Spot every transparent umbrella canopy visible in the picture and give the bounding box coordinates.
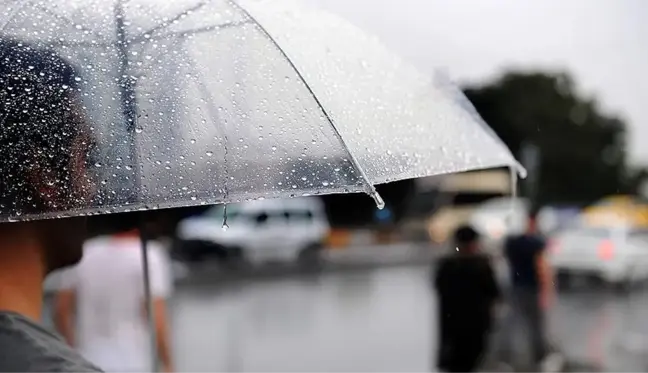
[1,0,525,370]
[0,0,524,223]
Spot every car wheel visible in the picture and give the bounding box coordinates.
[297,244,323,269]
[181,241,209,263]
[222,246,248,269]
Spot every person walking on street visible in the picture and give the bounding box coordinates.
[53,227,174,372]
[502,210,564,372]
[434,225,502,372]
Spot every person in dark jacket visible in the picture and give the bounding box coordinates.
[434,225,501,372]
[502,211,563,372]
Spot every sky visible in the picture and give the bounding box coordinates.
[304,0,648,165]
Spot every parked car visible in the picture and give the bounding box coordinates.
[175,198,330,266]
[548,224,648,289]
[469,197,528,255]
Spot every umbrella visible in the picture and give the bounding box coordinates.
[0,0,525,370]
[0,0,524,222]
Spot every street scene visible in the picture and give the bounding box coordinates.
[0,0,647,372]
[41,249,648,372]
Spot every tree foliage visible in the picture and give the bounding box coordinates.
[464,71,633,206]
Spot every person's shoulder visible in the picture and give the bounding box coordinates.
[504,234,521,252]
[0,312,103,372]
[531,234,547,250]
[471,253,494,268]
[436,254,456,271]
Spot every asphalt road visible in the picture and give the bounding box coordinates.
[42,248,648,372]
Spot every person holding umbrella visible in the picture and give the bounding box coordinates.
[0,38,102,371]
[434,225,502,372]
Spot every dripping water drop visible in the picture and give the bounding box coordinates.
[221,203,229,231]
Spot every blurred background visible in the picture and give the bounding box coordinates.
[42,0,648,371]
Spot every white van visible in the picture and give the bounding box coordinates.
[176,198,330,266]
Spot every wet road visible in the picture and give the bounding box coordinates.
[43,263,648,372]
[171,266,433,372]
[166,265,648,372]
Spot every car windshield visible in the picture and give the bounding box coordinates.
[286,210,314,221]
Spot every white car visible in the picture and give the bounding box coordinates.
[176,198,330,266]
[469,197,560,256]
[548,225,648,288]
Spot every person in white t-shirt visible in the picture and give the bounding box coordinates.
[52,229,174,372]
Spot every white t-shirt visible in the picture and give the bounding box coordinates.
[55,235,172,372]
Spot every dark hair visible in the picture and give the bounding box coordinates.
[0,38,83,216]
[453,224,480,247]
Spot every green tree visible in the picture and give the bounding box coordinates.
[464,71,630,206]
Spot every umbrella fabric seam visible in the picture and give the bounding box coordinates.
[228,0,381,204]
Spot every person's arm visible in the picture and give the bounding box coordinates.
[536,241,554,309]
[144,244,174,373]
[484,258,502,302]
[52,268,78,347]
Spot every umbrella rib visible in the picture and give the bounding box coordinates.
[178,43,232,202]
[33,3,111,45]
[132,20,253,44]
[0,0,32,31]
[138,2,209,40]
[228,0,383,206]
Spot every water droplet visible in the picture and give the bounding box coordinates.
[190,139,196,144]
[74,77,82,82]
[135,127,143,134]
[205,151,214,157]
[322,181,329,187]
[222,204,229,230]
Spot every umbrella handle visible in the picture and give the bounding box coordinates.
[140,222,160,372]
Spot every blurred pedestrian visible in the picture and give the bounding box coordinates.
[434,225,501,372]
[502,210,563,372]
[53,226,174,372]
[0,38,101,371]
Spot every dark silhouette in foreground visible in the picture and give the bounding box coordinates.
[434,225,501,372]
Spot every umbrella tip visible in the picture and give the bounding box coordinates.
[370,190,385,210]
